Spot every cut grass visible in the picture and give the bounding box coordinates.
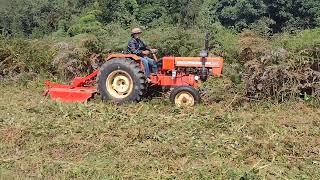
[0,82,319,179]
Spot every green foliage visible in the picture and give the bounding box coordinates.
[67,10,107,36]
[0,37,57,79]
[209,23,238,61]
[136,4,165,27]
[1,0,320,37]
[96,0,138,27]
[144,26,204,56]
[99,23,128,52]
[208,0,268,31]
[198,0,320,33]
[72,33,103,53]
[266,0,320,32]
[0,0,94,37]
[274,28,320,50]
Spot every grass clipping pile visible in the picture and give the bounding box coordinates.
[239,31,320,100]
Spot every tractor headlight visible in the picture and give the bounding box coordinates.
[200,50,208,57]
[195,76,200,81]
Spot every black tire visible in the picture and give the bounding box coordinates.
[169,86,201,107]
[98,58,146,104]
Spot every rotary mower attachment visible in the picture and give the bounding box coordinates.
[43,70,99,103]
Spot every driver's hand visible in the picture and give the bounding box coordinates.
[142,50,150,55]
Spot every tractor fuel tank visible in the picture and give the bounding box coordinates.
[162,56,175,70]
[162,56,224,76]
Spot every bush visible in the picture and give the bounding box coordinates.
[274,28,320,50]
[67,10,107,37]
[143,26,204,57]
[0,37,57,80]
[239,29,320,100]
[209,23,238,62]
[98,23,129,53]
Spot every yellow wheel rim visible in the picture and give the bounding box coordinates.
[106,70,134,99]
[174,92,195,107]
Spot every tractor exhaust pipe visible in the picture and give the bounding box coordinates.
[200,32,209,81]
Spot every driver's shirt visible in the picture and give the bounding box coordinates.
[127,38,149,57]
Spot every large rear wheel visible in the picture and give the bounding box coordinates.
[98,58,146,103]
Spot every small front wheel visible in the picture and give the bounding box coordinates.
[170,86,201,107]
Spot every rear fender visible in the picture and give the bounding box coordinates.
[105,53,144,72]
[106,54,141,61]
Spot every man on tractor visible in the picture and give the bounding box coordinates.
[127,28,158,81]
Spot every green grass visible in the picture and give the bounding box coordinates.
[0,81,320,179]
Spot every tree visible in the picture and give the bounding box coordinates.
[0,0,96,37]
[199,0,320,33]
[204,0,267,31]
[96,0,138,27]
[265,0,320,32]
[1,0,320,37]
[67,10,106,36]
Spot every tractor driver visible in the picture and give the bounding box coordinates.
[127,28,158,81]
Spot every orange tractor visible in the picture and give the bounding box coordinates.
[44,35,224,106]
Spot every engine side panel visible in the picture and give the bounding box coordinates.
[162,56,224,76]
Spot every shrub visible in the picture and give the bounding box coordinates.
[143,26,204,57]
[67,10,107,37]
[0,37,57,80]
[274,28,320,50]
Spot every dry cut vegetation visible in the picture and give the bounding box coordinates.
[237,30,320,100]
[0,81,319,179]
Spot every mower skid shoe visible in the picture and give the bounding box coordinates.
[44,80,97,103]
